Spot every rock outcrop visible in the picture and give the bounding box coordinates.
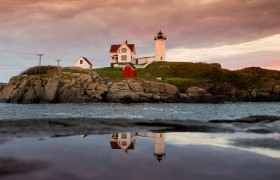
[1,69,280,103]
[106,79,178,102]
[0,83,6,94]
[0,72,180,103]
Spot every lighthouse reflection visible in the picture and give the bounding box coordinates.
[110,132,166,162]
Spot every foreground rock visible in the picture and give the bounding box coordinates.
[0,115,279,138]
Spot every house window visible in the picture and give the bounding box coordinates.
[80,60,83,64]
[121,141,127,146]
[121,133,127,139]
[121,55,127,61]
[121,48,127,53]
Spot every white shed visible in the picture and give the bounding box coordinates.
[73,57,93,69]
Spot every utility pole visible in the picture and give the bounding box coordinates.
[55,60,62,75]
[36,53,44,75]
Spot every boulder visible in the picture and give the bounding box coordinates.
[127,79,145,92]
[145,81,178,95]
[152,94,161,100]
[250,88,258,98]
[164,84,178,95]
[21,88,38,103]
[186,87,207,97]
[95,85,109,97]
[87,83,98,90]
[77,74,92,83]
[273,85,280,94]
[42,78,59,102]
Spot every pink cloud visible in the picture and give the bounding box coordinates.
[0,0,280,82]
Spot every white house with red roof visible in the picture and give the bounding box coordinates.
[110,40,136,68]
[110,31,167,68]
[73,57,93,69]
[110,132,135,153]
[109,132,165,161]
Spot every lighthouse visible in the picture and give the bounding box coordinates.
[154,31,167,61]
[154,133,166,162]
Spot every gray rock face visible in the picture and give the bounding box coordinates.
[273,85,280,94]
[0,83,6,93]
[1,71,280,103]
[0,74,180,103]
[106,79,178,102]
[42,78,59,102]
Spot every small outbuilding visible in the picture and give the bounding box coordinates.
[123,63,137,78]
[73,57,93,69]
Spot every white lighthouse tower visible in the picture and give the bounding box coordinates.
[154,31,167,61]
[154,133,165,162]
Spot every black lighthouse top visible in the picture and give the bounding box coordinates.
[154,31,167,40]
[154,153,166,162]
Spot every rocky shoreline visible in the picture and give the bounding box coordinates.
[0,70,280,103]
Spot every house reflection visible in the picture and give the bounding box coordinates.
[110,132,135,153]
[110,132,166,162]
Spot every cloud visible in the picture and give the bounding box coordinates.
[0,0,280,82]
[167,34,280,70]
[1,0,280,47]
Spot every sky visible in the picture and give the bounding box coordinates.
[0,0,280,82]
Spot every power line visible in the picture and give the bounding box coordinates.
[55,59,62,67]
[36,53,44,75]
[55,59,62,75]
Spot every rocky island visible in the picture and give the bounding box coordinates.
[1,62,280,103]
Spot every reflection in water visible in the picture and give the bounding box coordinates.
[78,131,280,160]
[80,134,88,138]
[1,132,280,179]
[109,132,166,162]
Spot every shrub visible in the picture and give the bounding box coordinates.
[20,66,56,75]
[225,71,247,87]
[205,67,225,82]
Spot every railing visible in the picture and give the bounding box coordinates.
[154,35,167,40]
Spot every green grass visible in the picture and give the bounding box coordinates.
[94,67,124,80]
[16,62,252,90]
[20,66,57,75]
[62,67,91,74]
[166,78,198,86]
[92,62,233,87]
[137,61,224,80]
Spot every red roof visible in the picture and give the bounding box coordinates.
[81,57,92,65]
[123,63,137,70]
[110,141,121,149]
[110,44,135,52]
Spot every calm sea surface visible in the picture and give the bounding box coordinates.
[1,132,280,180]
[1,102,280,179]
[0,102,280,121]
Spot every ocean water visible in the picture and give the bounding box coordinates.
[1,103,280,179]
[0,102,280,121]
[0,132,280,180]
